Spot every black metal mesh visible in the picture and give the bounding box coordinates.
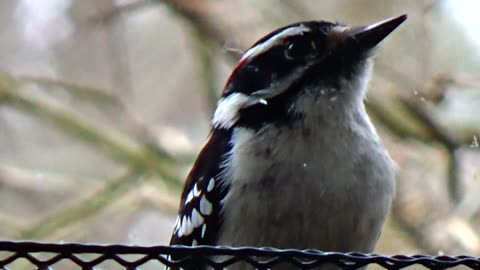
[0,241,479,270]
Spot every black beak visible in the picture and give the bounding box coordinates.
[348,15,407,50]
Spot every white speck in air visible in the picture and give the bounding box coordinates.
[329,96,338,102]
[303,163,307,168]
[213,93,251,129]
[35,172,45,181]
[470,135,479,148]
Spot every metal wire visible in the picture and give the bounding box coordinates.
[0,241,479,270]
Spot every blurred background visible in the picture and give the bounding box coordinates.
[0,0,479,262]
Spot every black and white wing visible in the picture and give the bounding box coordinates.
[170,129,232,247]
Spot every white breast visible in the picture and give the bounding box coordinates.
[216,104,395,253]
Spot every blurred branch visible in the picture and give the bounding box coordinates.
[20,169,145,240]
[391,202,480,254]
[0,163,79,192]
[254,1,309,27]
[0,218,21,238]
[0,71,182,189]
[375,61,423,96]
[180,6,230,113]
[99,1,135,98]
[18,75,175,163]
[160,0,241,112]
[367,97,461,204]
[405,100,461,202]
[0,70,16,104]
[191,31,219,113]
[160,0,240,63]
[277,0,310,18]
[89,0,234,57]
[423,0,445,14]
[390,204,433,253]
[370,64,475,253]
[12,95,179,187]
[366,98,436,142]
[19,75,121,107]
[83,0,226,133]
[373,61,465,204]
[83,0,153,26]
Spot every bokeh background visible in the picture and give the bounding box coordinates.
[0,0,479,266]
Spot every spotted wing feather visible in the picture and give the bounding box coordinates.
[170,129,232,247]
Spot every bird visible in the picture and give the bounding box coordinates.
[169,15,407,270]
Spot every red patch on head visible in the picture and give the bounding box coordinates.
[225,57,249,87]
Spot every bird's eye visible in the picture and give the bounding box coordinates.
[284,40,317,60]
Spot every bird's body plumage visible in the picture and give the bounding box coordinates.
[169,15,406,270]
[215,62,395,253]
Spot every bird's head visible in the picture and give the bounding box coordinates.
[213,15,407,130]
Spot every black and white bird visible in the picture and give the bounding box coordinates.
[170,15,406,269]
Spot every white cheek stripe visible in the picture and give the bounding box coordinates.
[213,93,271,129]
[331,25,350,33]
[212,56,314,129]
[241,25,311,62]
[213,27,314,129]
[212,93,252,129]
